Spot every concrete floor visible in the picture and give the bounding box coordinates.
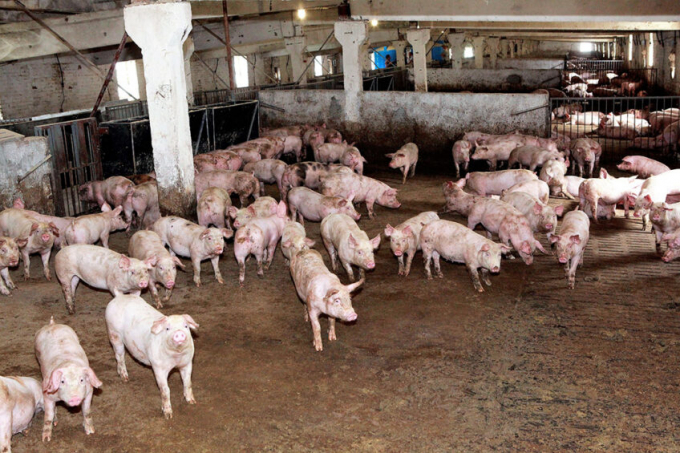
[3,169,680,452]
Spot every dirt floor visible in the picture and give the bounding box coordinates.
[4,168,680,453]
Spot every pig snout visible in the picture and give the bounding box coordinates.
[558,255,568,264]
[173,330,187,345]
[366,261,375,269]
[215,246,224,254]
[67,397,83,407]
[9,259,18,267]
[393,250,403,257]
[491,266,500,273]
[42,233,52,242]
[139,280,148,288]
[545,223,554,230]
[345,312,358,322]
[166,280,175,288]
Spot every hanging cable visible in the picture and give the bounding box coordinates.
[55,54,65,112]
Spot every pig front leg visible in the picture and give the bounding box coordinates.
[454,161,460,178]
[397,254,405,276]
[0,410,11,452]
[41,248,52,281]
[163,287,173,303]
[481,268,492,286]
[237,256,246,286]
[0,268,12,295]
[365,200,376,220]
[21,248,31,280]
[404,251,416,277]
[100,231,110,249]
[210,255,224,284]
[655,228,663,253]
[623,195,630,219]
[307,305,324,351]
[179,363,196,405]
[152,367,173,419]
[467,263,484,293]
[341,260,356,282]
[191,256,202,287]
[567,256,579,289]
[148,279,163,308]
[328,317,336,342]
[42,397,56,442]
[401,165,409,185]
[81,389,95,435]
[259,182,266,196]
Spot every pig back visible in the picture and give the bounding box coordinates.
[35,322,89,371]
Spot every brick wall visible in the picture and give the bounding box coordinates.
[190,56,231,93]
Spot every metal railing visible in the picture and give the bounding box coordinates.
[549,95,680,166]
[566,59,624,72]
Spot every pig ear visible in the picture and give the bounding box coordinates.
[385,153,395,158]
[200,229,211,240]
[500,244,512,253]
[554,205,564,216]
[277,201,287,218]
[370,234,381,250]
[101,202,112,212]
[221,228,234,239]
[521,241,532,255]
[13,198,25,209]
[182,314,199,330]
[151,316,168,335]
[347,191,355,203]
[645,194,653,203]
[44,368,63,393]
[249,206,258,216]
[480,243,490,252]
[85,368,103,388]
[118,255,131,270]
[172,256,186,269]
[144,255,158,268]
[338,199,348,207]
[30,222,39,234]
[49,222,60,236]
[347,234,358,248]
[384,224,394,237]
[550,235,560,244]
[533,203,543,215]
[15,238,28,248]
[570,234,581,245]
[113,205,124,216]
[345,277,365,293]
[402,225,413,236]
[228,206,239,218]
[325,288,340,302]
[304,237,316,247]
[599,168,608,179]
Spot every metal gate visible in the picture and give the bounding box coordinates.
[35,118,102,217]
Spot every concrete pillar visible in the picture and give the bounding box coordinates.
[407,28,430,92]
[500,39,509,59]
[247,54,257,87]
[362,44,372,72]
[334,20,368,93]
[426,42,434,64]
[510,40,516,58]
[393,40,406,68]
[183,36,194,106]
[125,1,195,217]
[447,32,465,69]
[135,59,147,100]
[254,55,267,86]
[487,37,500,69]
[284,36,307,85]
[472,36,485,69]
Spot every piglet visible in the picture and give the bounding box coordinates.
[78,176,134,208]
[0,376,42,453]
[129,230,185,308]
[0,237,24,296]
[35,317,102,442]
[288,187,360,224]
[617,155,670,178]
[634,169,680,230]
[197,187,232,230]
[281,221,315,261]
[11,200,72,248]
[386,143,419,184]
[501,191,563,238]
[384,211,439,277]
[420,219,510,292]
[63,204,128,248]
[105,295,198,419]
[0,208,58,280]
[243,159,287,197]
[228,196,278,229]
[550,210,590,289]
[55,244,154,314]
[320,213,380,281]
[290,249,363,351]
[441,181,485,217]
[569,138,602,177]
[452,140,471,178]
[153,217,232,287]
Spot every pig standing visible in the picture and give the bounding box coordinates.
[288,187,360,224]
[502,179,550,204]
[62,204,128,248]
[441,181,485,217]
[540,159,572,199]
[290,248,363,351]
[565,176,615,220]
[661,230,680,262]
[384,211,439,277]
[153,217,232,287]
[634,169,680,230]
[649,202,680,252]
[35,318,102,441]
[386,143,419,184]
[617,155,670,178]
[55,245,154,314]
[452,140,471,178]
[320,168,401,219]
[129,230,185,308]
[550,210,590,289]
[501,191,563,238]
[320,213,380,281]
[507,146,565,172]
[11,201,72,249]
[281,222,315,261]
[121,181,160,230]
[0,376,43,453]
[579,170,639,222]
[458,170,538,196]
[243,159,287,197]
[0,208,58,280]
[470,134,526,170]
[105,295,198,419]
[194,170,260,207]
[420,219,510,292]
[228,196,279,229]
[0,237,24,296]
[78,176,134,208]
[282,135,304,162]
[279,162,341,200]
[569,138,602,177]
[233,201,287,284]
[197,187,232,229]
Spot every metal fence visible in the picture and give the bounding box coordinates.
[549,95,680,166]
[566,59,624,72]
[103,100,148,122]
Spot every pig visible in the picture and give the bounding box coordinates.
[126,173,156,185]
[121,181,160,230]
[550,210,590,289]
[0,376,43,453]
[466,198,548,264]
[596,123,637,140]
[540,159,572,199]
[233,200,287,284]
[458,170,538,197]
[320,128,343,144]
[197,187,232,230]
[568,111,605,125]
[288,187,360,224]
[452,140,471,178]
[249,137,286,160]
[35,318,102,441]
[129,230,185,308]
[386,143,419,184]
[320,167,401,219]
[320,213,380,281]
[420,219,510,292]
[105,295,198,419]
[152,217,232,287]
[650,202,680,252]
[0,237,24,296]
[661,230,680,262]
[10,201,72,248]
[198,150,243,172]
[384,211,439,276]
[229,146,262,165]
[634,169,680,230]
[649,111,679,133]
[303,130,325,153]
[281,221,315,261]
[78,176,134,208]
[507,146,565,171]
[578,169,639,222]
[514,135,560,153]
[569,138,603,177]
[55,245,154,314]
[0,209,58,280]
[243,159,287,197]
[462,131,491,147]
[341,147,367,175]
[617,155,670,178]
[502,179,550,204]
[565,176,615,220]
[290,249,363,351]
[194,170,260,207]
[282,135,305,162]
[62,204,128,248]
[228,196,279,229]
[501,191,563,238]
[279,162,340,201]
[441,181,485,217]
[314,142,351,164]
[471,134,527,170]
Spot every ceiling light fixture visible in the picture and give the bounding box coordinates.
[297,8,306,19]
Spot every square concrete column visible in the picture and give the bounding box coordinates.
[183,36,194,106]
[247,54,257,87]
[447,32,465,69]
[254,55,268,86]
[392,40,406,67]
[500,39,509,59]
[334,21,368,93]
[407,28,430,92]
[509,40,516,58]
[285,36,307,85]
[472,36,485,69]
[487,37,500,69]
[125,1,195,217]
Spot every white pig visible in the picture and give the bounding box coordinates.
[288,187,360,224]
[458,170,538,196]
[386,143,419,184]
[650,202,680,252]
[540,159,572,199]
[228,196,278,229]
[452,140,471,178]
[62,204,128,248]
[550,210,590,289]
[384,211,439,277]
[320,168,401,219]
[501,191,563,238]
[0,237,24,296]
[197,187,232,230]
[634,169,680,230]
[578,169,638,222]
[502,179,550,204]
[0,208,59,280]
[320,213,380,281]
[281,221,315,261]
[243,159,287,197]
[0,376,43,453]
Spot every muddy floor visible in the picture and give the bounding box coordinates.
[4,168,680,453]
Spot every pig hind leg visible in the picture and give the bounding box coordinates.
[60,275,79,314]
[323,239,338,271]
[264,240,278,270]
[108,329,129,381]
[179,363,196,404]
[41,249,52,280]
[432,251,443,278]
[0,409,11,452]
[21,248,31,280]
[0,268,13,294]
[410,161,417,177]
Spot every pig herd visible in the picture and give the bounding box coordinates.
[1,121,678,452]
